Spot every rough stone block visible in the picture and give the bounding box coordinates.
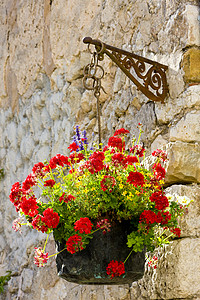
[185,4,200,47]
[182,48,200,83]
[163,238,200,299]
[21,269,34,292]
[165,141,200,184]
[169,110,200,142]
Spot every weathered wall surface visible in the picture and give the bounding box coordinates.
[0,0,200,299]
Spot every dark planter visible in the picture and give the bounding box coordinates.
[55,220,145,285]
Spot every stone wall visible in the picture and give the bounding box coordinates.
[0,0,200,299]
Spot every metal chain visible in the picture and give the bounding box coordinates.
[83,43,106,147]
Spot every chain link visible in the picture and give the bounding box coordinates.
[83,44,106,147]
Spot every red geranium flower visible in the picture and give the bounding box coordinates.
[170,227,181,237]
[152,149,168,161]
[161,211,171,225]
[69,152,84,164]
[124,155,138,165]
[96,219,111,234]
[106,260,125,278]
[20,196,39,217]
[32,215,48,233]
[34,247,49,267]
[68,142,79,152]
[22,173,36,193]
[32,162,45,177]
[111,153,126,166]
[49,154,69,169]
[108,136,124,152]
[150,191,169,211]
[139,210,158,225]
[43,208,60,229]
[66,234,84,254]
[153,163,166,180]
[87,151,105,173]
[127,171,145,187]
[59,193,76,203]
[9,182,23,210]
[130,145,145,157]
[113,128,130,136]
[74,217,93,234]
[44,179,56,187]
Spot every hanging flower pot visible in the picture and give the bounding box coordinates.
[55,219,145,284]
[10,125,192,284]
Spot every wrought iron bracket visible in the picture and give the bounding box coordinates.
[83,37,168,103]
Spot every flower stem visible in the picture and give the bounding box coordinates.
[162,233,174,242]
[43,234,49,252]
[123,248,134,264]
[48,247,67,258]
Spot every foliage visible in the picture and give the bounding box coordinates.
[0,271,11,294]
[0,168,5,181]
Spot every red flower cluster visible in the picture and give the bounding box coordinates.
[156,211,171,225]
[32,208,59,232]
[106,260,125,278]
[32,215,49,233]
[111,153,138,167]
[20,196,39,217]
[44,179,56,187]
[96,219,111,234]
[68,142,79,152]
[34,247,49,267]
[127,171,145,187]
[140,210,158,225]
[114,128,130,136]
[140,209,171,226]
[100,175,116,192]
[125,155,138,165]
[43,208,60,228]
[150,191,169,211]
[59,193,76,203]
[108,136,124,152]
[22,173,36,193]
[152,149,168,162]
[153,163,166,180]
[9,182,23,210]
[170,227,181,237]
[111,153,125,166]
[130,145,145,157]
[69,152,84,164]
[32,162,45,177]
[49,154,69,169]
[66,234,84,254]
[86,151,105,174]
[147,255,158,269]
[74,217,93,234]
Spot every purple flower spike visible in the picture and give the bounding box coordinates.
[79,141,84,151]
[76,126,81,140]
[82,130,88,145]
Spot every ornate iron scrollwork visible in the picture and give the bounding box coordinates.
[83,37,168,103]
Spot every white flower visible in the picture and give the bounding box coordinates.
[166,193,175,202]
[176,195,191,206]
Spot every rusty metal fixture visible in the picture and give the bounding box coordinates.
[83,37,168,103]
